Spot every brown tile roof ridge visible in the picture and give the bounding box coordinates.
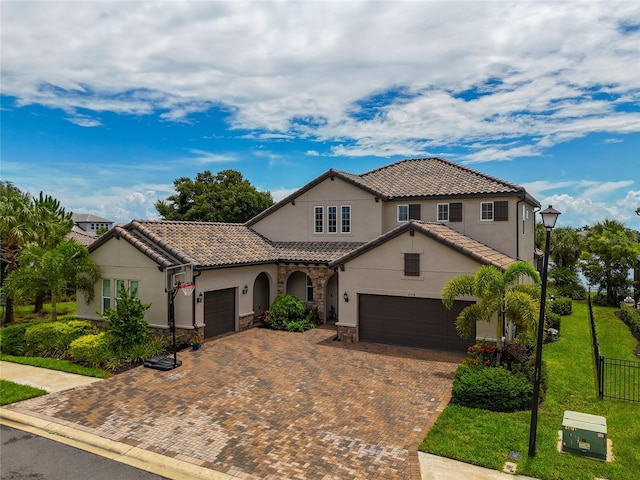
[131,220,198,265]
[111,224,175,267]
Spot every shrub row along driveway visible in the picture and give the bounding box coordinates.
[7,328,462,479]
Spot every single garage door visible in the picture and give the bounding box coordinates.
[204,288,235,338]
[359,294,475,352]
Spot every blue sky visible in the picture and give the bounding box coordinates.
[1,1,639,230]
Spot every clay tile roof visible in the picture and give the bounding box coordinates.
[273,242,366,263]
[67,226,98,247]
[329,220,517,271]
[129,220,279,268]
[356,157,524,199]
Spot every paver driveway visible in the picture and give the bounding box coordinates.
[7,327,462,479]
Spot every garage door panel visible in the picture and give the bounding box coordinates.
[204,288,235,338]
[359,294,474,352]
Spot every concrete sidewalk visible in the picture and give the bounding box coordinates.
[0,360,103,392]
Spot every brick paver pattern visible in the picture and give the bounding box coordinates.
[8,328,462,479]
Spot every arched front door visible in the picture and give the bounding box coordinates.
[253,272,270,321]
[325,273,338,323]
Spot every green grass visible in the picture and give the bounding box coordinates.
[0,301,76,321]
[0,354,111,378]
[0,379,48,405]
[594,305,638,361]
[420,300,640,480]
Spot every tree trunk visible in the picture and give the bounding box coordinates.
[3,297,14,325]
[34,294,44,314]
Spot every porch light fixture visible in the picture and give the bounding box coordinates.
[528,205,560,457]
[343,291,349,302]
[242,285,248,295]
[197,292,203,303]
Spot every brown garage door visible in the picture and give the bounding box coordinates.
[204,288,235,338]
[358,294,475,352]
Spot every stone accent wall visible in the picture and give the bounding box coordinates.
[336,325,357,343]
[276,264,335,322]
[239,313,255,331]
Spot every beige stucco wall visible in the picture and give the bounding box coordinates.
[194,264,278,330]
[251,176,383,242]
[336,229,498,342]
[382,197,537,261]
[77,236,170,329]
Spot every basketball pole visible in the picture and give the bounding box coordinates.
[168,282,180,368]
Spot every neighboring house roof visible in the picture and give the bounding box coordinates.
[247,157,539,226]
[328,220,517,271]
[67,225,98,247]
[72,213,113,223]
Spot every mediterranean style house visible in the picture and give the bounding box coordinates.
[77,158,540,352]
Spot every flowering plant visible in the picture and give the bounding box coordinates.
[189,332,202,345]
[464,341,498,367]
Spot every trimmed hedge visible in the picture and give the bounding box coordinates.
[550,296,572,316]
[0,323,30,356]
[24,320,97,358]
[451,364,533,412]
[620,305,640,342]
[69,332,111,366]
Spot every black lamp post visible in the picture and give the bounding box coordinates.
[528,205,560,457]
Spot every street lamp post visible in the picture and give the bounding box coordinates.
[528,205,560,457]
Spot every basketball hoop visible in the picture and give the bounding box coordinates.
[178,283,196,297]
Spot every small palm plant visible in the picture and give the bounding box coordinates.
[442,261,541,348]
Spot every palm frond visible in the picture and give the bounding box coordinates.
[442,275,475,309]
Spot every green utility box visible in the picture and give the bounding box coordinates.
[562,410,607,460]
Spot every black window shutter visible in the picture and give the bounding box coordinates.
[409,204,421,220]
[404,253,420,276]
[450,202,463,222]
[494,201,509,221]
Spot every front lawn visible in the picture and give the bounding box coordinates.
[0,301,76,321]
[0,379,48,405]
[420,300,640,480]
[0,354,110,378]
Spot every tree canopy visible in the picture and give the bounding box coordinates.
[581,219,640,306]
[155,169,274,223]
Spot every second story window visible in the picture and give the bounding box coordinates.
[398,205,409,222]
[481,202,493,221]
[437,204,449,221]
[328,206,337,233]
[314,206,324,233]
[341,205,351,233]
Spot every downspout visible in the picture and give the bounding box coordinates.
[193,269,202,332]
[516,198,524,260]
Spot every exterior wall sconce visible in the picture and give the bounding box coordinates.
[343,291,349,302]
[197,292,203,303]
[242,285,249,295]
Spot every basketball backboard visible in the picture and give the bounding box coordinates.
[165,263,194,292]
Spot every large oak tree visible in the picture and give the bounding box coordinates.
[155,169,274,223]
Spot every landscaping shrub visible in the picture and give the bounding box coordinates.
[544,311,561,343]
[464,342,498,367]
[554,284,586,300]
[23,320,96,358]
[264,294,319,331]
[69,332,112,366]
[103,285,151,350]
[620,305,640,341]
[451,364,533,412]
[550,296,572,316]
[124,336,163,363]
[0,323,30,355]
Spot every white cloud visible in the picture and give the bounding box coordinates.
[269,187,299,203]
[65,114,103,127]
[187,149,238,165]
[2,1,639,160]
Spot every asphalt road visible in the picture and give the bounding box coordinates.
[0,425,168,480]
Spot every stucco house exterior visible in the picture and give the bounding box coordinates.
[77,157,540,353]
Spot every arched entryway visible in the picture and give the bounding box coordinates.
[253,272,270,321]
[286,271,313,303]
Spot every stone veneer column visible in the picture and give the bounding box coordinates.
[336,325,357,343]
[276,264,335,322]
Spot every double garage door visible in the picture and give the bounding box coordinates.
[204,288,235,338]
[358,294,475,352]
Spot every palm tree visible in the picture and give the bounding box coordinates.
[4,239,101,321]
[442,261,541,348]
[0,182,37,324]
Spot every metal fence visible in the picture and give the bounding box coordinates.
[589,292,640,402]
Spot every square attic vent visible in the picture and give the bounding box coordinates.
[562,410,607,460]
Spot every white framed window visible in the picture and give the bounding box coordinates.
[102,279,111,312]
[481,202,494,221]
[328,206,337,233]
[314,206,324,233]
[398,204,409,222]
[341,205,351,233]
[437,203,449,222]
